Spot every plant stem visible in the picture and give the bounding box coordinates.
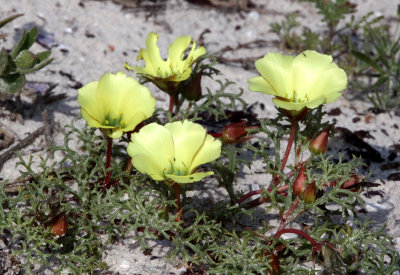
[274,228,322,253]
[169,94,175,113]
[268,120,297,191]
[277,198,299,232]
[172,182,182,222]
[240,185,289,209]
[281,120,297,172]
[103,137,112,189]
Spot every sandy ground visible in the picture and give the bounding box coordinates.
[1,0,400,273]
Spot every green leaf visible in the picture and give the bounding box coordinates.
[0,73,26,94]
[0,13,23,29]
[351,50,385,74]
[0,48,8,76]
[9,27,38,59]
[36,51,51,63]
[10,30,27,59]
[22,27,38,51]
[16,58,53,74]
[398,4,400,18]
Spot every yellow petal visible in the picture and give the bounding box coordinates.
[292,50,345,101]
[168,36,192,71]
[116,78,156,130]
[248,76,276,95]
[78,81,105,123]
[165,171,214,185]
[127,123,174,181]
[181,41,206,74]
[80,108,102,128]
[272,98,307,111]
[136,32,170,77]
[98,72,155,127]
[324,91,342,103]
[102,128,124,139]
[190,134,221,173]
[254,53,294,98]
[165,120,206,172]
[308,67,347,101]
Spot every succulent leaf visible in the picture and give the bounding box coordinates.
[0,73,26,94]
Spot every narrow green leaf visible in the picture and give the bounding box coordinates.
[0,13,23,29]
[398,4,400,18]
[0,48,8,75]
[351,50,385,74]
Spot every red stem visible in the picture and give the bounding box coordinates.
[172,182,182,222]
[103,137,113,189]
[240,185,289,209]
[274,228,322,252]
[237,190,262,205]
[277,198,299,232]
[281,120,297,172]
[269,120,297,191]
[169,94,175,113]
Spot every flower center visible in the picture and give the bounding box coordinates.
[291,90,309,103]
[104,110,126,128]
[163,159,190,177]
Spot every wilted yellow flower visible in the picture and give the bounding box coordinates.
[248,50,347,111]
[78,72,156,139]
[127,120,221,184]
[125,32,206,92]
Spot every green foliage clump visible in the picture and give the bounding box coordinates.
[0,14,52,94]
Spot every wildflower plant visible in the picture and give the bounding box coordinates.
[78,71,155,188]
[1,28,400,275]
[125,32,206,112]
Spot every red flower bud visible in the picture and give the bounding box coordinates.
[50,212,68,237]
[181,72,202,101]
[302,181,316,204]
[210,120,258,144]
[293,164,307,196]
[309,126,331,154]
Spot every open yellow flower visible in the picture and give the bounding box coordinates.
[127,120,221,184]
[78,72,156,139]
[248,50,347,111]
[125,32,206,92]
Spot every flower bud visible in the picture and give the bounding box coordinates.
[309,126,331,155]
[293,164,307,196]
[50,212,68,237]
[181,72,202,101]
[302,181,316,204]
[15,50,36,69]
[210,120,257,144]
[222,120,257,144]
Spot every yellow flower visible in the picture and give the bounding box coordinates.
[125,32,206,92]
[248,50,347,111]
[127,120,221,184]
[78,72,156,139]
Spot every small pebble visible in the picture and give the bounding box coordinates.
[119,259,131,270]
